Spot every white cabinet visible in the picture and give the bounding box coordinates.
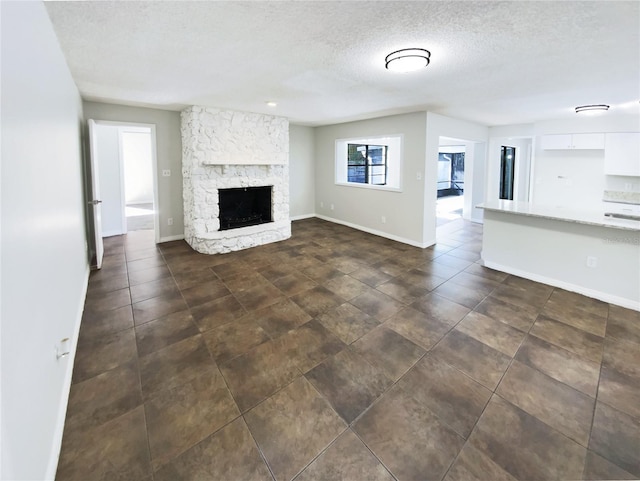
[541,133,605,150]
[604,132,640,176]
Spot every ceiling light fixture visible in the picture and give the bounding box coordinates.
[575,104,610,114]
[266,101,277,107]
[385,48,431,73]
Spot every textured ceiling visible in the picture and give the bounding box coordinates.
[45,1,640,126]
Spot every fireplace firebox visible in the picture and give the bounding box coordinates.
[218,186,273,231]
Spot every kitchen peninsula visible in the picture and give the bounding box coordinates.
[480,200,640,310]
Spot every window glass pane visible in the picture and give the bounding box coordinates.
[370,165,386,175]
[368,145,386,164]
[452,153,465,182]
[438,153,451,189]
[348,166,366,183]
[348,144,367,165]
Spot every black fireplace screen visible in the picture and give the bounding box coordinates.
[218,186,273,231]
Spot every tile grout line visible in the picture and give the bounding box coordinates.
[438,275,553,481]
[125,235,156,481]
[583,303,609,474]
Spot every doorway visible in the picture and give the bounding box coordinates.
[434,136,487,241]
[121,128,155,232]
[436,144,466,227]
[88,121,159,257]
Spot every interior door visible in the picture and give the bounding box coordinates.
[88,119,104,269]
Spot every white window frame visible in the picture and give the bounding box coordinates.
[335,135,403,192]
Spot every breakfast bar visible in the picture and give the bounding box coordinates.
[479,200,640,310]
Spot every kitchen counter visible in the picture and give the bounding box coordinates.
[479,200,640,231]
[479,200,640,310]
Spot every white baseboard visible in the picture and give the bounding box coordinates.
[157,217,434,249]
[290,213,315,221]
[315,214,430,249]
[483,260,640,311]
[46,264,90,480]
[159,234,185,243]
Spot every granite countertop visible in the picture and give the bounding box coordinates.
[479,200,640,232]
[603,190,640,205]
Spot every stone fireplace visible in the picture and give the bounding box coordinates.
[181,106,291,254]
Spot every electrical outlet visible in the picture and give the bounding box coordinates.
[330,203,334,211]
[416,172,422,181]
[167,217,173,226]
[381,216,386,224]
[162,169,171,177]
[625,183,633,191]
[320,201,324,208]
[586,256,597,268]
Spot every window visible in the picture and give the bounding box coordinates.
[499,146,515,200]
[335,135,402,191]
[347,144,388,185]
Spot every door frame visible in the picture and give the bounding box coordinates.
[87,119,105,269]
[92,120,160,244]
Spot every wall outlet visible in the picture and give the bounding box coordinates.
[586,256,597,268]
[381,216,386,224]
[625,183,633,191]
[330,203,334,211]
[162,169,171,177]
[416,172,422,181]
[320,201,324,208]
[167,217,173,226]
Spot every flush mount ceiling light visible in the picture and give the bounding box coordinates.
[266,101,277,107]
[575,104,610,114]
[385,48,431,73]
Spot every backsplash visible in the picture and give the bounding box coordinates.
[603,190,640,205]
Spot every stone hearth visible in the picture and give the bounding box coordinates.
[181,106,291,254]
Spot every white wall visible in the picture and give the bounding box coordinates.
[488,114,640,210]
[533,146,605,209]
[527,114,639,209]
[314,112,428,246]
[122,131,154,205]
[95,124,125,236]
[288,124,316,219]
[1,2,89,479]
[465,141,487,222]
[425,113,489,241]
[83,101,183,241]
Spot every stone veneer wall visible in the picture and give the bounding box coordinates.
[181,106,291,254]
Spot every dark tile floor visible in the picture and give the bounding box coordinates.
[56,218,640,481]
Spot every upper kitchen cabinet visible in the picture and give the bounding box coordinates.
[540,133,605,150]
[604,132,640,176]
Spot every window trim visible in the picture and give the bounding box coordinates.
[335,134,403,192]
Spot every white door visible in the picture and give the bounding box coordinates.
[88,119,104,269]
